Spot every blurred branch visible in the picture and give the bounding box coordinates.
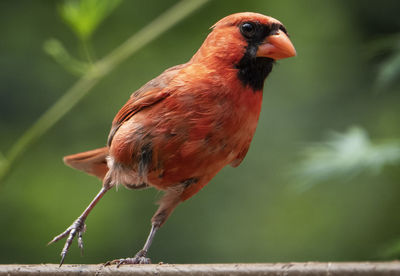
[81,39,95,64]
[292,127,400,191]
[0,152,5,166]
[43,38,91,76]
[0,0,211,183]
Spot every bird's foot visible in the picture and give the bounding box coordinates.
[48,216,87,266]
[104,250,151,267]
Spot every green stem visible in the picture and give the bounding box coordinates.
[0,0,210,183]
[81,38,95,64]
[100,0,209,70]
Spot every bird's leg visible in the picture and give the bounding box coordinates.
[106,186,183,266]
[49,186,110,266]
[107,224,160,266]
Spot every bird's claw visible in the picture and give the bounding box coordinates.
[78,230,84,255]
[48,217,86,266]
[104,250,151,267]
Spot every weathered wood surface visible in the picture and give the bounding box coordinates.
[1,262,400,275]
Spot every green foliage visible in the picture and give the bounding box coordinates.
[43,38,90,75]
[293,127,400,189]
[379,238,400,259]
[59,0,123,41]
[45,0,125,72]
[368,33,400,90]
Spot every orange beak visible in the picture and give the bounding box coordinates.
[256,30,296,60]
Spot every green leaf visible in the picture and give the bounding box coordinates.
[43,38,90,75]
[59,0,123,40]
[292,127,400,190]
[376,50,400,89]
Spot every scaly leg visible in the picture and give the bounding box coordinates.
[106,186,183,266]
[48,186,110,266]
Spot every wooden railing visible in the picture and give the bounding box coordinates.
[1,262,400,275]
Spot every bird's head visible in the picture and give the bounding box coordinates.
[192,12,296,91]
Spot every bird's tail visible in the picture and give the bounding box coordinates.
[63,147,109,180]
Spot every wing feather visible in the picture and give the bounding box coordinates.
[107,64,186,146]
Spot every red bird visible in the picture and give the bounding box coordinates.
[49,12,296,266]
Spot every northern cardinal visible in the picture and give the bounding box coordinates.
[49,12,296,266]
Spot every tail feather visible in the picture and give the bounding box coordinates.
[63,147,109,180]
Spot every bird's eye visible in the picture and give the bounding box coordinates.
[240,22,256,38]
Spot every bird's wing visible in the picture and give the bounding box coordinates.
[107,64,186,146]
[230,142,251,168]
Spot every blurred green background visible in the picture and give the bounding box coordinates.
[1,0,400,265]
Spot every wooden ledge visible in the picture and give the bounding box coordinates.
[1,262,400,275]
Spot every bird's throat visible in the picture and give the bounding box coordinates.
[235,55,275,92]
